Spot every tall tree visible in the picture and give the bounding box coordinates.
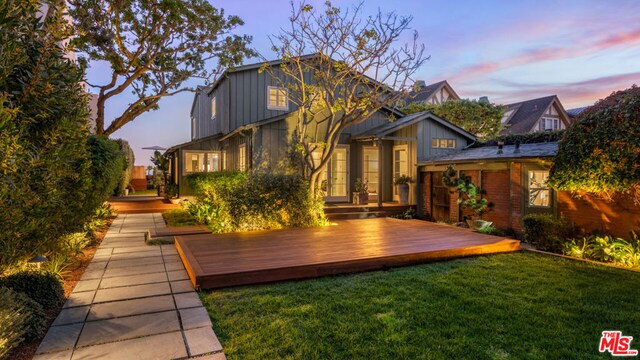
[69,0,255,135]
[401,99,504,139]
[265,1,426,195]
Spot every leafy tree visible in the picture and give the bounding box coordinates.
[402,99,504,138]
[69,0,255,135]
[548,85,640,203]
[0,0,94,270]
[264,1,426,195]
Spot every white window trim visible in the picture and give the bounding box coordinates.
[211,96,217,120]
[267,86,289,111]
[184,151,221,174]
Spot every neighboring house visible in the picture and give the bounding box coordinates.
[500,95,572,134]
[566,106,587,121]
[402,80,460,106]
[165,59,476,205]
[418,141,640,236]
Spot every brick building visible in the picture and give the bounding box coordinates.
[417,142,640,237]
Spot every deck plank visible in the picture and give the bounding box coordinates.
[175,218,520,290]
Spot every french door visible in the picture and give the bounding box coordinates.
[392,145,408,201]
[325,146,349,202]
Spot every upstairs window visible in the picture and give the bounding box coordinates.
[267,86,288,111]
[432,138,456,149]
[539,117,559,131]
[211,96,217,120]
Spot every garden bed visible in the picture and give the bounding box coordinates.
[202,252,639,359]
[7,219,113,360]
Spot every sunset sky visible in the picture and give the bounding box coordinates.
[95,0,640,166]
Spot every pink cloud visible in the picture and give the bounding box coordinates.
[450,28,640,81]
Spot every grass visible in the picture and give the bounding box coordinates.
[162,209,198,227]
[200,252,640,360]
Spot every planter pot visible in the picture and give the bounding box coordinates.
[157,185,165,197]
[169,198,181,205]
[353,192,369,205]
[466,219,493,230]
[124,188,129,196]
[398,183,409,205]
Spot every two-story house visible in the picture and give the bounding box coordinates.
[500,95,572,134]
[165,58,476,208]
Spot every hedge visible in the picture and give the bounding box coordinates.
[0,272,65,309]
[472,130,565,147]
[522,214,576,253]
[548,86,640,201]
[0,287,46,357]
[186,171,327,232]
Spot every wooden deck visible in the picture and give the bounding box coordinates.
[175,218,521,290]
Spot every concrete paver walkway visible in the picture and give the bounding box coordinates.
[35,213,225,360]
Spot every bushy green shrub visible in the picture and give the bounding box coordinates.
[563,230,640,268]
[162,209,198,227]
[0,287,46,357]
[0,1,97,271]
[186,171,327,233]
[548,86,640,202]
[0,272,64,309]
[115,139,135,196]
[522,214,575,252]
[473,130,565,147]
[87,135,125,208]
[477,223,505,236]
[61,232,91,256]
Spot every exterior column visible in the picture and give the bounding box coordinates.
[377,139,383,208]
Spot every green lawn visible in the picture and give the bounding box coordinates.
[200,252,640,360]
[162,209,198,226]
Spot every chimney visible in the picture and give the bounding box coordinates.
[514,139,521,154]
[497,141,504,154]
[415,80,426,89]
[479,96,489,103]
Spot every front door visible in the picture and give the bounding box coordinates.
[362,146,379,201]
[392,145,408,201]
[431,171,450,222]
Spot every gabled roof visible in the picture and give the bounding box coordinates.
[403,80,460,104]
[566,107,587,118]
[501,95,566,134]
[190,85,211,116]
[420,142,558,164]
[353,111,476,142]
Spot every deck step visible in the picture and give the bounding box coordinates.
[326,210,407,220]
[324,205,413,214]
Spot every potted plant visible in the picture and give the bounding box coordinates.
[166,183,180,204]
[394,175,413,205]
[458,182,494,230]
[353,178,369,205]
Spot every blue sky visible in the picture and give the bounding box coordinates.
[96,0,640,166]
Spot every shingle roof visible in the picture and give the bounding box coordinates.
[566,107,587,117]
[405,80,448,103]
[422,142,558,164]
[353,111,476,142]
[501,95,558,134]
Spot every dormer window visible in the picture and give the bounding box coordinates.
[267,86,288,111]
[211,96,217,120]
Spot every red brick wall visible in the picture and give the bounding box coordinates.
[481,170,511,229]
[558,191,640,237]
[422,172,432,220]
[510,163,523,232]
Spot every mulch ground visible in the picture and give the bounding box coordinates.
[8,219,113,360]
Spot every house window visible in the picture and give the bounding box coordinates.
[432,138,456,149]
[363,147,379,195]
[239,144,246,171]
[267,86,288,110]
[539,117,558,131]
[184,152,220,173]
[211,96,217,120]
[528,170,550,207]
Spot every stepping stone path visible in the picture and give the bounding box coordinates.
[35,213,225,360]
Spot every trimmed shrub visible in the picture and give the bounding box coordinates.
[87,135,125,209]
[0,287,46,357]
[186,171,327,233]
[115,139,135,196]
[522,214,575,252]
[0,272,64,309]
